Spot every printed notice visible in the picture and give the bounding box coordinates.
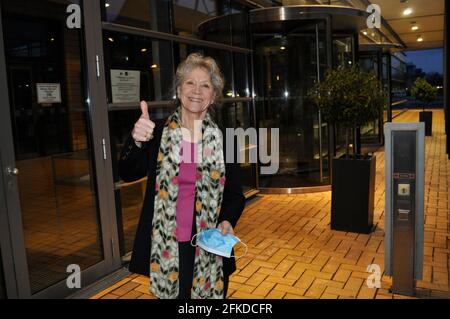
[36,83,61,104]
[111,69,140,103]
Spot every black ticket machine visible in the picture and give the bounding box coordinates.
[384,122,424,296]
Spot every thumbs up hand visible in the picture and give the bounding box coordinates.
[132,101,155,147]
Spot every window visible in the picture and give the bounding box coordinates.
[103,31,174,103]
[102,0,171,32]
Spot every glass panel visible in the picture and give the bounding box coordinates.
[174,0,224,41]
[103,31,174,103]
[101,0,171,33]
[214,102,257,193]
[333,36,354,156]
[382,54,389,123]
[334,125,348,158]
[192,1,250,48]
[333,36,353,68]
[0,248,6,299]
[2,0,104,294]
[233,53,250,98]
[360,54,381,145]
[253,20,328,188]
[391,54,407,104]
[230,2,249,48]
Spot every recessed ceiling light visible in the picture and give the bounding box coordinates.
[108,37,114,42]
[363,31,368,35]
[141,48,147,52]
[150,64,158,68]
[105,3,110,8]
[403,8,413,16]
[417,36,424,42]
[280,46,286,50]
[411,25,419,31]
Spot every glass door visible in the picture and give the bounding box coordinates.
[253,19,329,189]
[0,0,119,298]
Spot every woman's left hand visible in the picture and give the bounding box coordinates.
[218,220,234,236]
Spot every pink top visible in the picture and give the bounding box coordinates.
[175,139,198,242]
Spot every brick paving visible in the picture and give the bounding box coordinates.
[91,109,449,299]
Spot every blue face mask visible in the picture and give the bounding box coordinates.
[191,228,247,258]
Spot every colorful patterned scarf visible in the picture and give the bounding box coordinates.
[149,105,226,299]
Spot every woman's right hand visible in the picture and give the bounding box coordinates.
[132,101,155,147]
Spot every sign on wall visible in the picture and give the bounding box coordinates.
[111,69,141,103]
[36,83,62,104]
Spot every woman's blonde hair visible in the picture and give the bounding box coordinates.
[174,53,225,108]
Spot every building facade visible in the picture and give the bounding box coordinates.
[0,0,447,299]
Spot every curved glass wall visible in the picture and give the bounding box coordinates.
[252,20,330,188]
[198,5,368,190]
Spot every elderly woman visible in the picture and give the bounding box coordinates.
[119,53,245,299]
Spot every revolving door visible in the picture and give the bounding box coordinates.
[252,19,330,189]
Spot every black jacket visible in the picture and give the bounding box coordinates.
[118,118,246,277]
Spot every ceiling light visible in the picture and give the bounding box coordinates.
[363,31,368,35]
[150,64,158,68]
[141,48,147,52]
[403,8,413,16]
[105,3,110,8]
[417,36,423,42]
[411,25,419,31]
[108,37,114,42]
[280,46,286,50]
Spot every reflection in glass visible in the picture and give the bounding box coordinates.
[0,247,6,299]
[333,36,353,68]
[103,31,174,102]
[214,102,257,193]
[253,20,329,188]
[333,36,354,156]
[173,0,219,38]
[2,0,103,294]
[233,53,250,98]
[174,0,250,48]
[360,54,382,145]
[102,0,171,32]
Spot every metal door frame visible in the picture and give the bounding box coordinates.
[253,18,331,193]
[0,0,121,299]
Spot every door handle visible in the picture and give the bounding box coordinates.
[6,167,19,176]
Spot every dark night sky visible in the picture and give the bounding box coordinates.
[404,48,444,74]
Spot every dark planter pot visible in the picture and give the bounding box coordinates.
[331,154,376,234]
[419,111,432,136]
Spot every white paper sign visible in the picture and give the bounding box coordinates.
[111,69,140,103]
[36,83,61,104]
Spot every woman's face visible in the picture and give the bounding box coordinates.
[177,67,215,116]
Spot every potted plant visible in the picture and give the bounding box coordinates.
[411,77,437,136]
[310,65,385,233]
